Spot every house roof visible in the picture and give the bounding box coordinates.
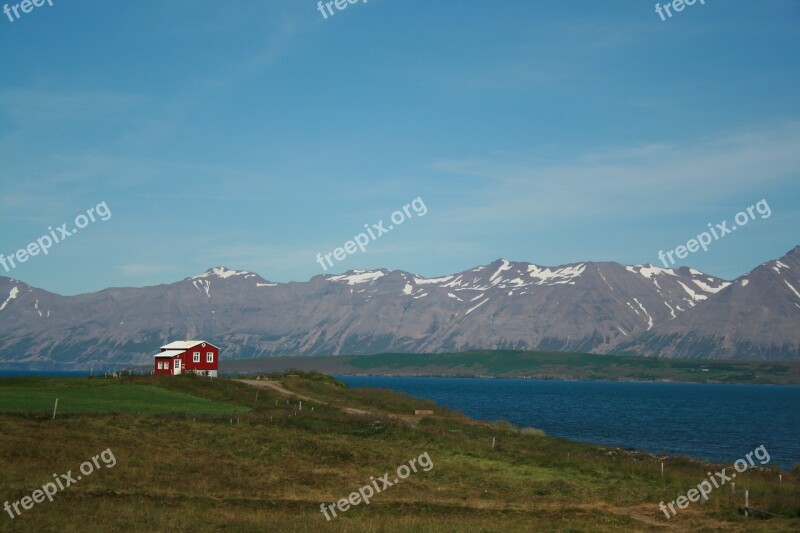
[160,340,215,350]
[153,349,185,359]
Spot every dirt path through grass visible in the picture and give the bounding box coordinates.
[235,379,418,425]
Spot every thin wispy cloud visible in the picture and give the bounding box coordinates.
[0,1,797,293]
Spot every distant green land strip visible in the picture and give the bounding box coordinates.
[0,378,250,415]
[222,350,800,385]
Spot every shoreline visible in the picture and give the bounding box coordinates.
[2,372,798,469]
[224,370,800,386]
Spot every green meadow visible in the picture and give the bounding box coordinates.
[0,378,249,416]
[0,372,798,532]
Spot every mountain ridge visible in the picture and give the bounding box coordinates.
[1,247,798,368]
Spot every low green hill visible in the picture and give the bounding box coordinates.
[222,350,800,385]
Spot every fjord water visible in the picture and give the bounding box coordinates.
[337,376,800,470]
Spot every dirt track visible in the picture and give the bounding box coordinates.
[235,379,417,424]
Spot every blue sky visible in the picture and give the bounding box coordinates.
[1,0,798,295]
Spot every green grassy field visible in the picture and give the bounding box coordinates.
[222,349,800,385]
[0,377,250,415]
[0,373,798,532]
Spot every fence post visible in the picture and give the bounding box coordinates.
[52,398,58,420]
[744,489,749,517]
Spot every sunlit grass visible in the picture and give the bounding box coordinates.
[0,373,797,532]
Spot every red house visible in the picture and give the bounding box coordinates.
[153,340,219,377]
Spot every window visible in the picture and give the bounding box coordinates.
[193,352,200,363]
[174,359,180,369]
[207,352,214,363]
[157,361,162,370]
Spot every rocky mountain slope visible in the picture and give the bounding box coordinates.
[1,247,798,368]
[616,246,800,360]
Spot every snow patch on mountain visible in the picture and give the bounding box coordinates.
[191,267,252,280]
[527,263,585,285]
[598,268,614,291]
[626,265,677,278]
[490,259,513,284]
[692,278,730,294]
[328,271,386,285]
[774,261,790,273]
[633,298,653,330]
[0,286,20,312]
[785,280,800,300]
[441,275,464,288]
[414,275,454,285]
[193,279,211,298]
[677,280,707,304]
[465,298,488,315]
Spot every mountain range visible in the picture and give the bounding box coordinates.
[0,246,798,369]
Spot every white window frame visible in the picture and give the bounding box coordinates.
[193,352,200,363]
[206,352,214,363]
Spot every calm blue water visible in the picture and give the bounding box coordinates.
[337,376,800,470]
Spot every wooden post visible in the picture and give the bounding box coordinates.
[661,462,664,478]
[52,398,58,420]
[744,489,749,517]
[299,401,302,411]
[491,437,496,449]
[729,482,735,508]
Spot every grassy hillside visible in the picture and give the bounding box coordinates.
[0,373,798,532]
[0,377,249,415]
[222,350,800,385]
